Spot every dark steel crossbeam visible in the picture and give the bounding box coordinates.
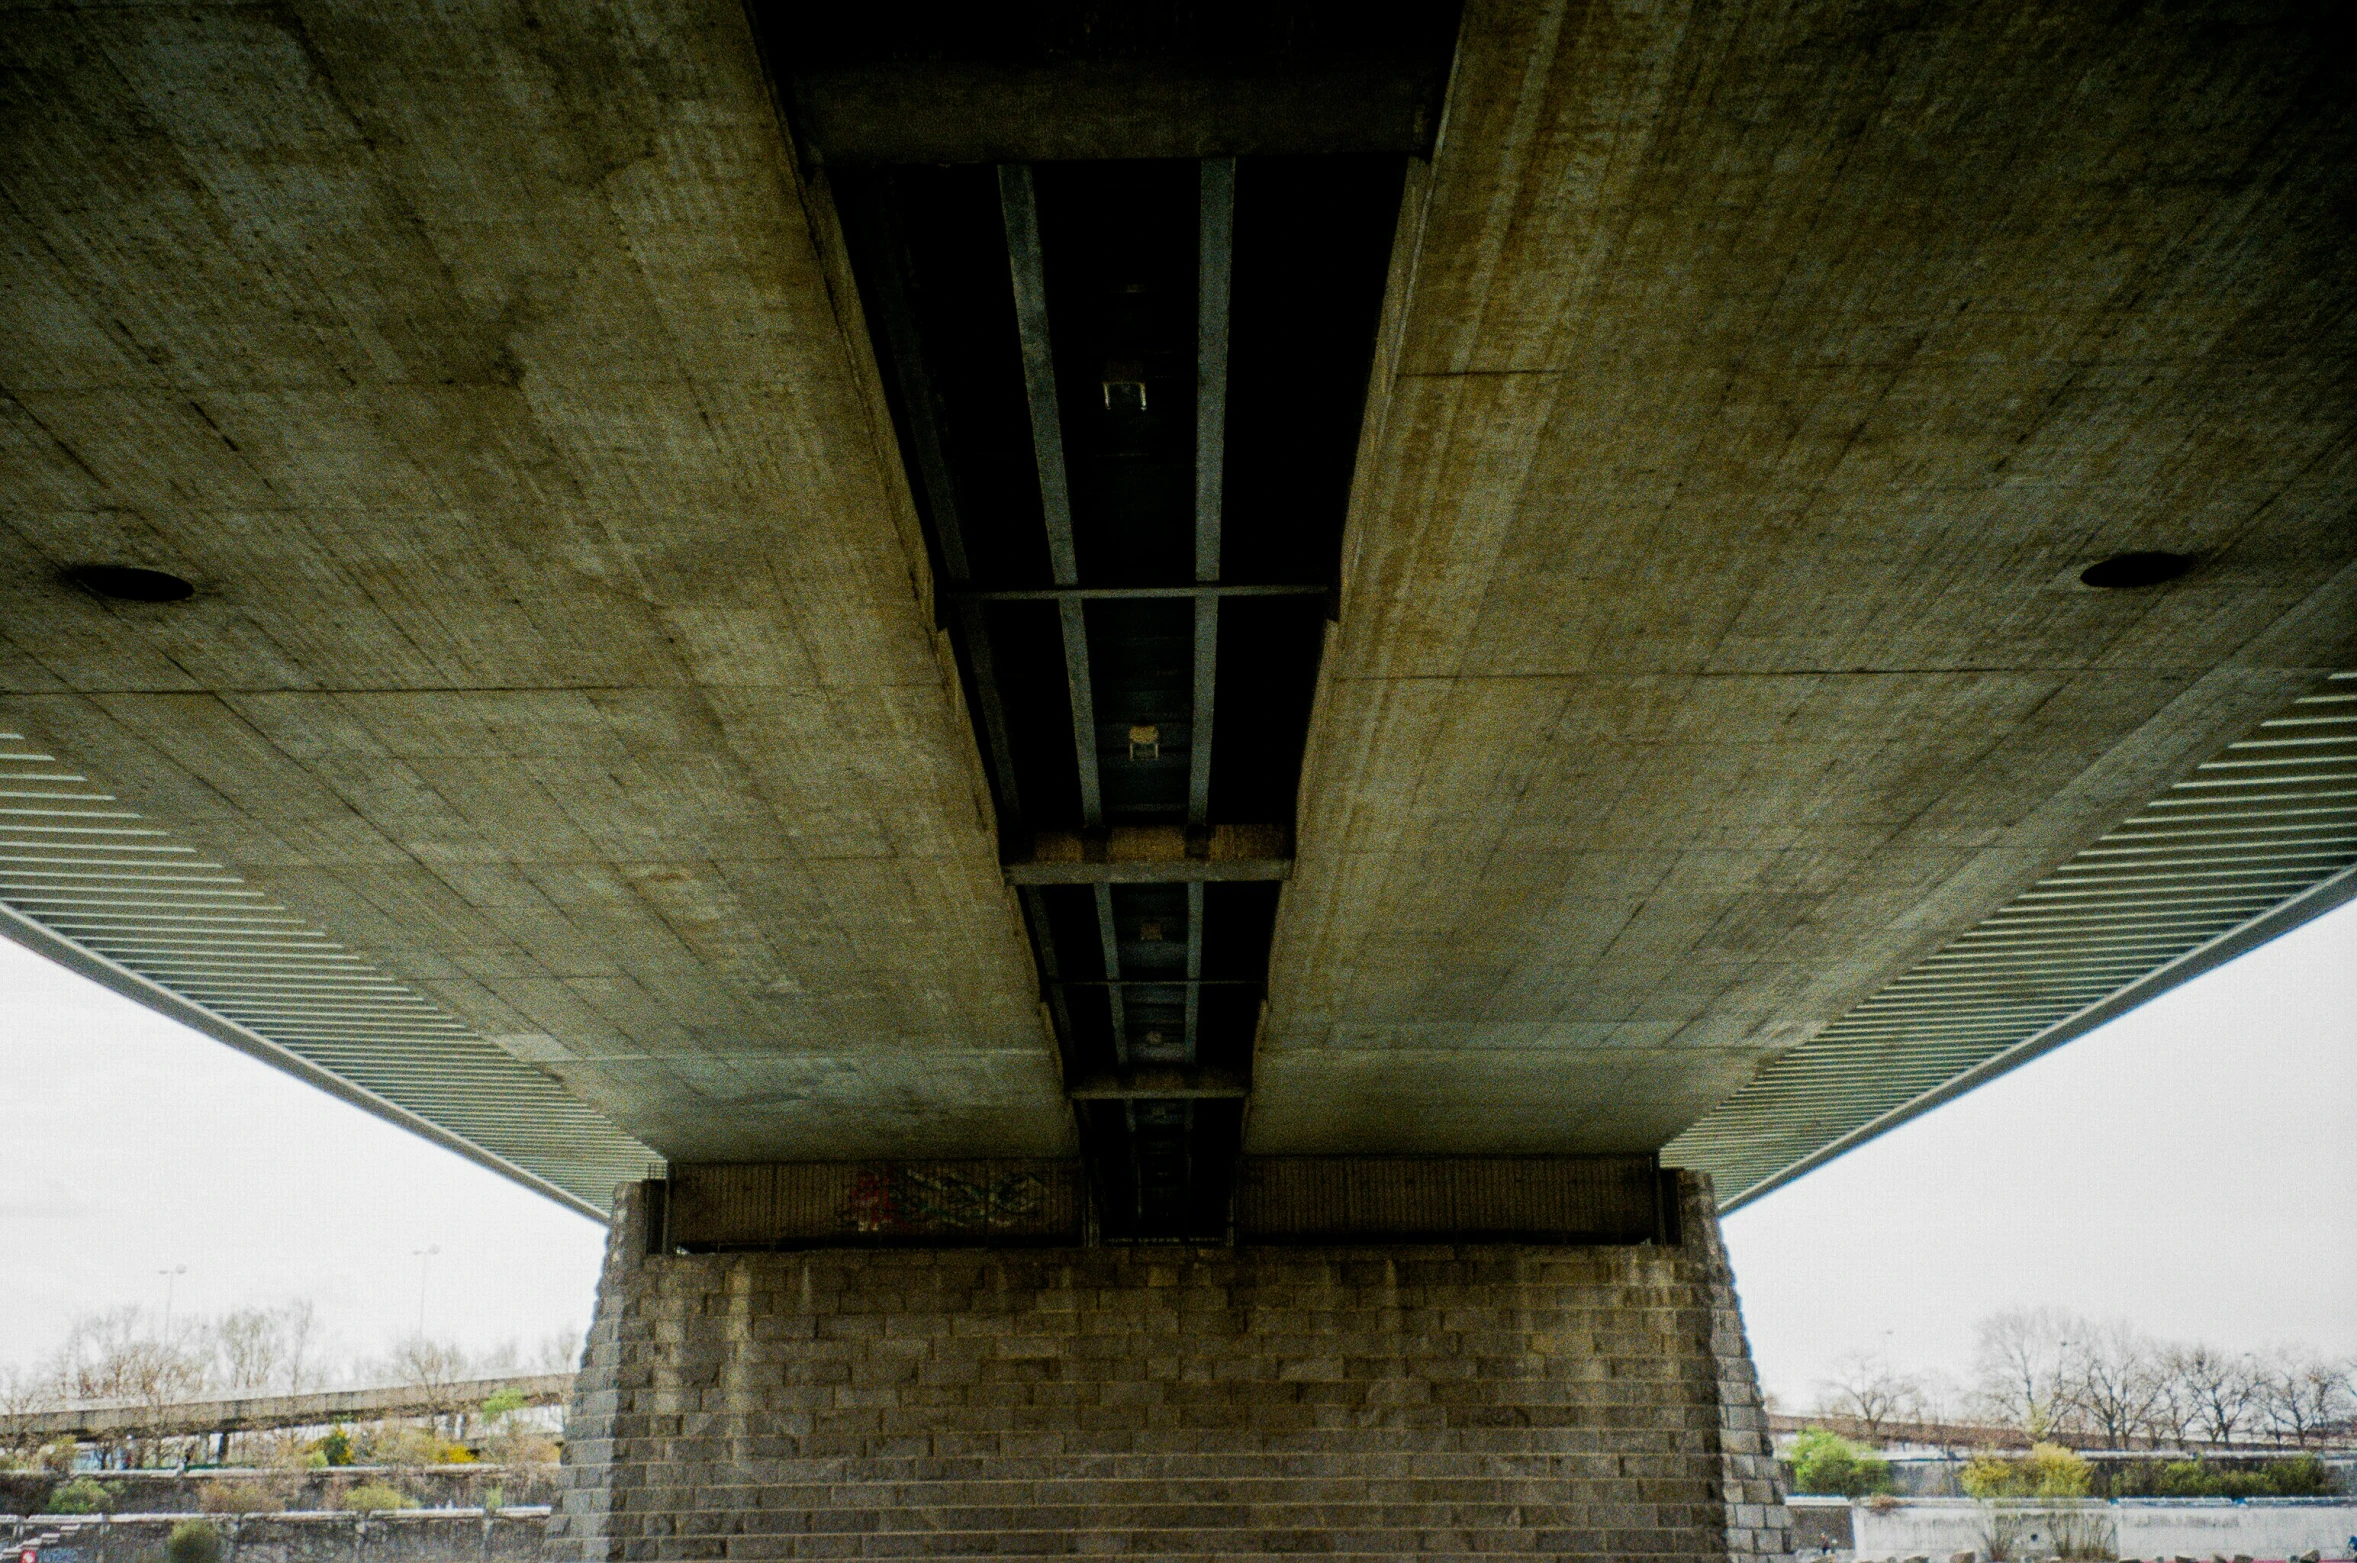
[855,189,1026,824]
[1067,1067,1248,1100]
[793,58,1451,166]
[1192,158,1234,829]
[1003,857,1291,886]
[1048,976,1257,988]
[999,162,1104,829]
[1094,884,1128,1064]
[1195,160,1233,584]
[1191,596,1218,826]
[1000,165,1077,585]
[1120,1097,1196,1231]
[1184,1098,1196,1215]
[1058,599,1104,830]
[944,583,1324,602]
[1125,1100,1143,1225]
[814,147,1406,1243]
[1184,881,1205,1066]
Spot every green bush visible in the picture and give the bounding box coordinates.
[166,1519,224,1563]
[338,1480,417,1512]
[1788,1427,1893,1496]
[1962,1442,2091,1499]
[45,1476,117,1514]
[2251,1454,2337,1497]
[198,1478,286,1514]
[2104,1454,2339,1499]
[313,1426,354,1466]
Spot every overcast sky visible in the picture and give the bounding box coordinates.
[2,897,2350,1405]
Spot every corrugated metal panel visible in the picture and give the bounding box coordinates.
[1669,671,2357,1209]
[667,1160,1087,1248]
[0,731,654,1218]
[1236,1155,1663,1242]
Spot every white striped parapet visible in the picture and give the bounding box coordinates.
[0,729,653,1217]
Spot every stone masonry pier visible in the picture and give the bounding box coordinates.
[550,1174,1789,1560]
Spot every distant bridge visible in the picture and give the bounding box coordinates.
[0,1373,573,1444]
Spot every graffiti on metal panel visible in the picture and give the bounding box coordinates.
[840,1164,1050,1234]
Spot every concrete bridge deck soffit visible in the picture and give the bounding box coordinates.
[1,0,2351,1227]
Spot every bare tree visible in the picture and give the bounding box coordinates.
[2171,1343,2262,1447]
[212,1301,323,1395]
[1816,1350,1925,1443]
[216,1306,283,1393]
[1972,1307,2081,1441]
[387,1336,474,1435]
[1910,1369,1974,1455]
[474,1337,525,1375]
[0,1362,63,1465]
[534,1328,582,1375]
[49,1306,210,1465]
[2144,1344,2207,1450]
[2063,1320,2168,1449]
[0,1361,60,1416]
[2255,1349,2351,1449]
[54,1307,208,1405]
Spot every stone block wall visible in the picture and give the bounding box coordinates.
[552,1172,1791,1560]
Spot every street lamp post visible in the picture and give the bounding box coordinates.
[158,1264,188,1338]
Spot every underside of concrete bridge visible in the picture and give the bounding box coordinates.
[4,0,2353,1553]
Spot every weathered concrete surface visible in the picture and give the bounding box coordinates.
[1252,0,2357,1153]
[6,0,2353,1183]
[0,0,1070,1159]
[1843,1496,2357,1562]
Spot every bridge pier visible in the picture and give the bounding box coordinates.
[553,1170,1791,1560]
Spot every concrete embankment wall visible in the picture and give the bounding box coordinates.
[1789,1495,2357,1560]
[2112,1499,2357,1559]
[4,1509,547,1563]
[0,1471,562,1519]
